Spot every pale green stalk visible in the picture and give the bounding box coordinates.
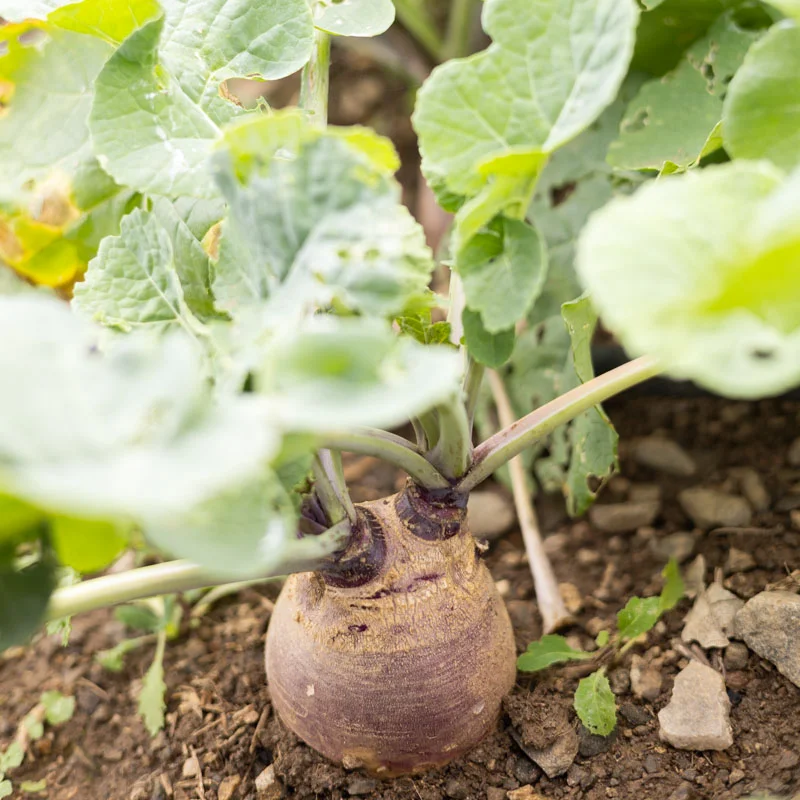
[300,29,331,127]
[458,356,662,492]
[393,0,444,61]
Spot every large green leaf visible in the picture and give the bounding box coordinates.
[90,0,315,197]
[314,0,395,37]
[0,295,278,522]
[462,308,515,368]
[764,0,800,20]
[257,317,462,431]
[723,21,800,171]
[608,12,764,171]
[577,161,800,398]
[413,0,639,225]
[213,114,435,320]
[73,208,215,334]
[459,217,548,333]
[0,553,57,651]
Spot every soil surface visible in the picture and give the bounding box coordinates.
[2,394,800,800]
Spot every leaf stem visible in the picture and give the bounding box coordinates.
[313,450,358,525]
[488,371,572,633]
[392,0,444,61]
[428,401,473,480]
[458,356,662,492]
[300,29,331,127]
[443,0,479,59]
[463,357,485,434]
[45,521,351,622]
[318,428,451,490]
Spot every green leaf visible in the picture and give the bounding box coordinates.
[73,209,208,334]
[213,115,435,321]
[0,780,11,799]
[96,635,150,671]
[608,12,765,171]
[257,317,462,432]
[577,160,800,398]
[459,217,548,333]
[90,0,315,197]
[138,634,167,736]
[0,554,56,650]
[561,296,618,515]
[0,496,44,545]
[517,634,594,672]
[764,0,800,20]
[50,516,128,574]
[462,308,515,368]
[616,595,662,640]
[396,310,452,345]
[574,669,616,736]
[723,21,800,170]
[314,0,395,37]
[596,630,610,647]
[40,690,76,725]
[115,604,162,632]
[0,742,24,773]
[659,557,685,611]
[19,780,47,794]
[0,295,278,525]
[414,0,639,218]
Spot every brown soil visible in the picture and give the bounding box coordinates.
[2,394,800,800]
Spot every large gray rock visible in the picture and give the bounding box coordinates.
[735,591,800,688]
[682,583,744,649]
[633,437,696,476]
[679,488,752,529]
[658,662,733,751]
[589,500,660,533]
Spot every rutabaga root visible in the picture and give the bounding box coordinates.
[265,482,517,776]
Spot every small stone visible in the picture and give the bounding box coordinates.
[507,787,545,800]
[566,765,586,787]
[683,555,707,599]
[589,501,660,533]
[519,726,579,778]
[347,777,379,796]
[776,749,800,770]
[735,591,800,687]
[725,547,756,574]
[788,436,800,466]
[630,655,663,701]
[679,488,752,529]
[486,789,507,800]
[728,768,745,785]
[791,509,800,531]
[658,661,733,750]
[619,703,652,727]
[731,468,770,512]
[495,579,511,598]
[255,765,282,800]
[559,582,583,614]
[667,783,697,800]
[468,490,516,539]
[576,548,601,565]
[445,778,470,799]
[643,754,660,774]
[578,725,617,757]
[609,668,631,696]
[633,437,697,476]
[182,756,199,779]
[218,775,241,800]
[682,583,744,649]
[629,484,662,503]
[724,642,750,671]
[511,756,541,785]
[543,532,568,555]
[650,532,695,564]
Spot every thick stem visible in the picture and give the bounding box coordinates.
[458,356,661,492]
[313,450,358,525]
[46,521,352,622]
[443,0,479,59]
[428,401,473,480]
[393,0,444,61]
[300,29,331,127]
[488,371,572,633]
[318,428,451,490]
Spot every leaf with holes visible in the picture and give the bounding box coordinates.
[574,668,616,735]
[577,161,800,398]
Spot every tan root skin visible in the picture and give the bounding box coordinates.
[265,489,517,776]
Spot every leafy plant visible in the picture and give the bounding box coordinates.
[1,0,799,777]
[518,560,684,735]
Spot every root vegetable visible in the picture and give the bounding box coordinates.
[265,482,517,775]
